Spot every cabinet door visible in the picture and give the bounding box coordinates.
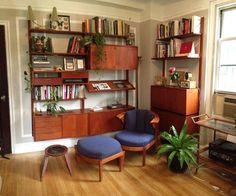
[152,109,198,134]
[89,44,138,70]
[88,109,128,135]
[34,116,62,141]
[151,86,199,115]
[62,114,88,138]
[115,45,138,70]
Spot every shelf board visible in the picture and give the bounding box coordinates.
[33,97,86,102]
[30,52,87,56]
[157,33,201,41]
[29,28,128,39]
[32,70,88,73]
[86,80,135,93]
[152,56,200,60]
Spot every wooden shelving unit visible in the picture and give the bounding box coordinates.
[27,19,138,141]
[151,17,204,133]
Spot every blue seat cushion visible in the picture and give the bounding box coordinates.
[77,136,122,159]
[115,130,155,147]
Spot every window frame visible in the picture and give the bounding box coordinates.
[215,6,236,95]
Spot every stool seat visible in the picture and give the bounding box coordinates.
[75,135,125,182]
[77,136,122,159]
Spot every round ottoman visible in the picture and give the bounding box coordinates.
[75,135,125,181]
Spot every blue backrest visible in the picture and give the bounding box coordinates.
[124,109,154,134]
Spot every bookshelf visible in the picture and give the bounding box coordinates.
[27,16,138,141]
[151,16,204,133]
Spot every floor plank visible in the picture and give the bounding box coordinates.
[0,149,235,196]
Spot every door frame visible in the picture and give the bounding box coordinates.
[0,21,15,153]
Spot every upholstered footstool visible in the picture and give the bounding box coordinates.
[75,135,125,181]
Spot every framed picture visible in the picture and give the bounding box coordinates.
[77,59,85,70]
[64,57,75,71]
[50,15,70,31]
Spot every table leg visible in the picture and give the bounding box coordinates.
[64,153,73,176]
[40,156,49,181]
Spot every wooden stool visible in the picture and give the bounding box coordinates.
[75,136,125,182]
[40,144,73,181]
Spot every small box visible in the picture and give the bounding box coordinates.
[180,81,196,88]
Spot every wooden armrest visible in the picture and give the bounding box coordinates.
[116,111,126,124]
[150,112,160,126]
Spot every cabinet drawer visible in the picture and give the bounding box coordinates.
[34,116,62,141]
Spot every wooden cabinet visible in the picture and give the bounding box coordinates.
[88,44,138,70]
[151,85,199,134]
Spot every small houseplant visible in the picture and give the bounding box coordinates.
[43,89,66,116]
[79,36,92,54]
[157,120,198,173]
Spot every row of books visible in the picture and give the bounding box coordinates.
[33,85,85,101]
[157,16,201,39]
[82,17,131,36]
[67,36,81,54]
[155,39,199,58]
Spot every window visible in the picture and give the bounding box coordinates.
[215,7,236,93]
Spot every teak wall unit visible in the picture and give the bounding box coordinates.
[151,17,204,133]
[27,20,138,141]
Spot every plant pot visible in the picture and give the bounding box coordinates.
[79,47,85,54]
[168,155,188,173]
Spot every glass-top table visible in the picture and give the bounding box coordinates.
[192,114,236,136]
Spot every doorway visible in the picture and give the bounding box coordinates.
[0,25,11,154]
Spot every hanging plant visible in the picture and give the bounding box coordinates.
[24,63,33,93]
[93,33,106,63]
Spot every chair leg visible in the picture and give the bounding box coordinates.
[99,162,103,182]
[64,153,73,176]
[40,156,49,181]
[142,150,146,166]
[118,153,125,171]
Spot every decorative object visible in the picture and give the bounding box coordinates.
[157,120,198,173]
[77,59,85,70]
[27,5,44,28]
[64,57,75,71]
[93,33,106,63]
[31,36,52,53]
[50,14,70,31]
[79,36,92,54]
[169,67,180,86]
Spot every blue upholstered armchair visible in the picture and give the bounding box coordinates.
[115,109,160,166]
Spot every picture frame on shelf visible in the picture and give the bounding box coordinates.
[64,57,75,71]
[77,59,85,70]
[50,15,70,31]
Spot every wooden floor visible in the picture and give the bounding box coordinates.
[0,148,235,196]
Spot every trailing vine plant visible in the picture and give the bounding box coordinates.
[93,33,106,64]
[24,63,33,93]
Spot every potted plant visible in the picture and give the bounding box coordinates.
[79,36,92,54]
[157,120,198,173]
[93,33,106,63]
[43,89,66,116]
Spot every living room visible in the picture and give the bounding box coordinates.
[0,0,236,195]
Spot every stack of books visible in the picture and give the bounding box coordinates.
[32,56,52,70]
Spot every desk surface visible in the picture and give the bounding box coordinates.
[194,116,236,136]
